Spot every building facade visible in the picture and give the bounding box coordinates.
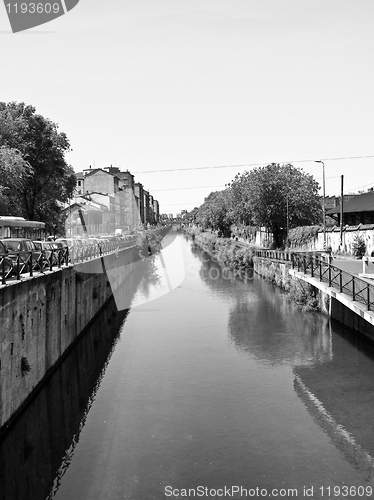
[66,167,160,235]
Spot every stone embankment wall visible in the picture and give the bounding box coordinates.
[0,245,140,431]
[253,257,330,314]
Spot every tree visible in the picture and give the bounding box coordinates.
[0,101,76,233]
[185,207,199,225]
[0,146,32,215]
[226,174,254,225]
[197,189,233,236]
[229,163,322,247]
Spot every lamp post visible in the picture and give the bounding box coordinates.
[315,160,326,249]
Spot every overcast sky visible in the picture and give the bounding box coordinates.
[1,0,373,214]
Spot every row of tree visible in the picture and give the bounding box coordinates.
[0,101,76,234]
[187,163,322,248]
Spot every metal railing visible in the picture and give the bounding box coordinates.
[0,237,137,285]
[254,249,374,312]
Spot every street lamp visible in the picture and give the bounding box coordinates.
[315,160,326,248]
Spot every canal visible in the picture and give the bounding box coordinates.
[2,231,374,499]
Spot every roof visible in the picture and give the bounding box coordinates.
[326,191,374,214]
[63,202,106,213]
[84,168,119,179]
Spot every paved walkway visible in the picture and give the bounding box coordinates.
[332,257,374,283]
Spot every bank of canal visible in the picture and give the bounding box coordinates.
[2,231,374,500]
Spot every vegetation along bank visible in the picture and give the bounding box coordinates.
[188,228,326,313]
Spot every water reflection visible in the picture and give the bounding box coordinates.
[4,235,374,499]
[109,229,185,310]
[227,281,333,366]
[192,244,333,366]
[194,240,374,477]
[0,297,128,500]
[294,325,374,479]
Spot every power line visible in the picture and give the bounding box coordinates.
[155,177,341,192]
[132,155,374,174]
[153,184,225,192]
[161,202,202,207]
[327,180,374,197]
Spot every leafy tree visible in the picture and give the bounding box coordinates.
[229,163,322,247]
[0,146,32,214]
[184,206,199,225]
[226,174,254,225]
[0,101,76,233]
[197,189,233,236]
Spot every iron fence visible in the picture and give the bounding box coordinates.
[254,249,374,311]
[0,237,137,285]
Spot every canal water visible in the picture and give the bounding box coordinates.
[2,231,374,500]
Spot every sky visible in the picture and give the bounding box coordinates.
[1,0,374,215]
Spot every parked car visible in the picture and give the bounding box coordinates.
[33,240,59,267]
[0,238,46,274]
[0,241,13,279]
[55,238,78,249]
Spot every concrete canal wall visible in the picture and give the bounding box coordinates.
[254,256,374,342]
[0,295,129,500]
[0,245,140,431]
[253,257,330,314]
[288,267,374,342]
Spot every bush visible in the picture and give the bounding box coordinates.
[287,225,321,248]
[352,233,366,258]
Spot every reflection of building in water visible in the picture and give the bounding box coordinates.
[294,327,374,481]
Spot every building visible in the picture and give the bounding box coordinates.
[134,182,145,225]
[80,167,139,231]
[74,172,85,196]
[103,167,141,230]
[326,190,374,226]
[70,167,160,233]
[153,200,160,224]
[143,189,151,225]
[64,199,109,235]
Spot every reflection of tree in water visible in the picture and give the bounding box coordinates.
[189,242,203,261]
[190,242,332,365]
[135,255,162,299]
[227,284,332,366]
[135,229,179,293]
[137,226,177,258]
[193,246,240,292]
[193,245,332,366]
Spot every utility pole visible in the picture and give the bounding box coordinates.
[315,160,326,249]
[340,175,344,249]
